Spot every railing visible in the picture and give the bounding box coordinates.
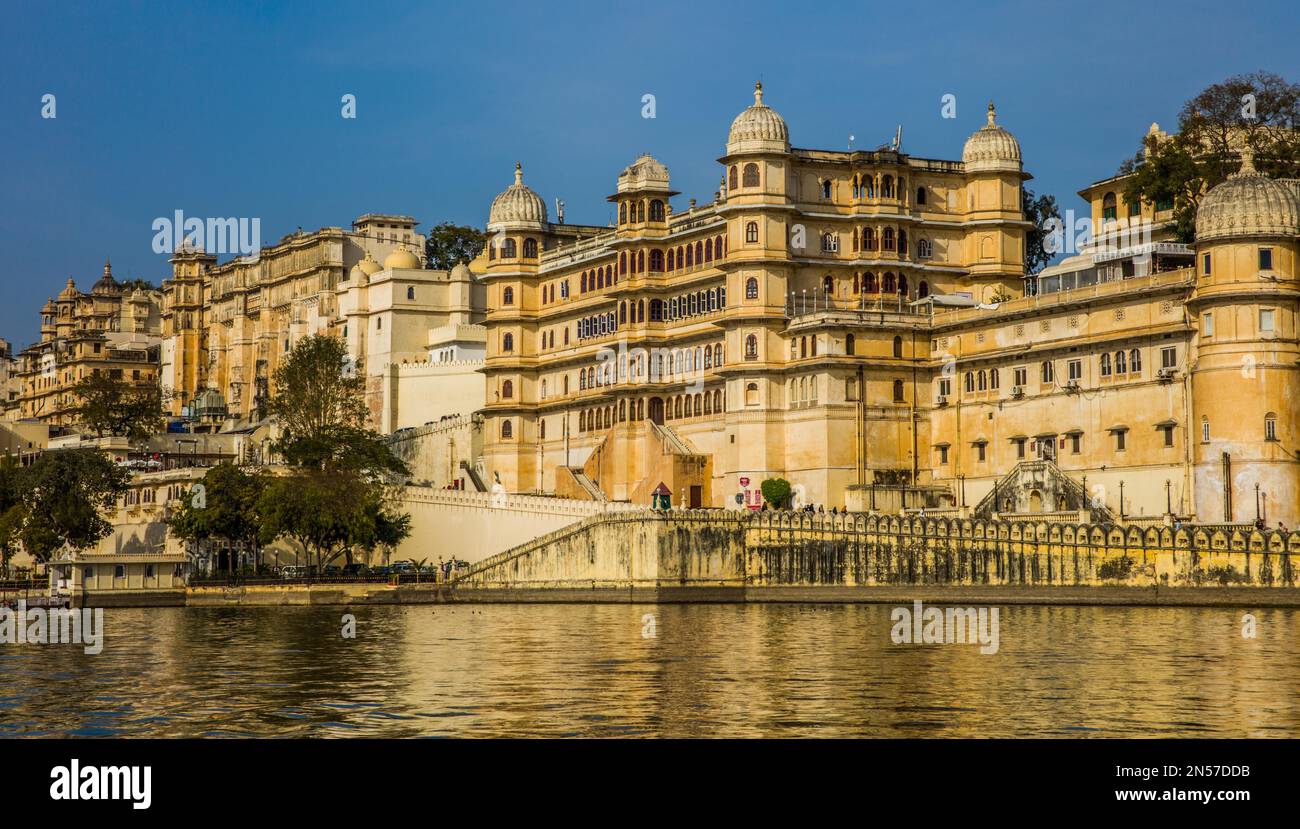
[934,267,1194,326]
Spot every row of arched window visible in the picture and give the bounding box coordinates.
[728,163,761,190]
[618,199,667,224]
[577,312,618,340]
[1099,349,1143,377]
[816,272,927,298]
[487,237,539,260]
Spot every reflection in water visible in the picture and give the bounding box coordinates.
[0,604,1296,737]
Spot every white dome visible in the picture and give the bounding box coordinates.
[962,103,1022,173]
[1196,150,1300,242]
[488,162,547,230]
[617,154,672,193]
[726,82,789,155]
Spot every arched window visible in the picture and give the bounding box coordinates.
[882,272,896,293]
[704,241,713,262]
[882,175,894,199]
[649,200,664,221]
[742,163,760,187]
[918,281,929,299]
[745,277,759,299]
[1115,350,1127,374]
[619,252,627,275]
[619,302,627,324]
[745,334,758,359]
[1100,353,1112,376]
[893,335,902,358]
[619,203,627,223]
[650,250,663,271]
[846,333,855,356]
[823,275,834,296]
[502,286,514,305]
[685,245,694,267]
[501,238,517,258]
[893,379,905,402]
[407,286,415,300]
[1129,348,1141,373]
[821,232,838,253]
[1266,412,1278,441]
[864,272,878,293]
[916,186,927,205]
[863,228,877,251]
[501,380,513,399]
[978,370,987,391]
[1102,192,1117,221]
[649,299,663,321]
[897,230,908,257]
[965,372,974,393]
[502,332,514,352]
[729,165,738,190]
[745,221,759,243]
[989,368,999,390]
[523,238,538,258]
[883,228,895,251]
[897,275,908,296]
[822,180,832,199]
[636,250,645,272]
[713,343,723,366]
[695,241,704,263]
[501,420,513,439]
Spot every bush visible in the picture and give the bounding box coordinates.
[1096,555,1135,581]
[760,478,791,508]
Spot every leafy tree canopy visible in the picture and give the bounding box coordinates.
[424,222,487,270]
[73,372,168,440]
[15,448,130,563]
[760,478,792,508]
[1121,71,1300,242]
[1022,187,1061,276]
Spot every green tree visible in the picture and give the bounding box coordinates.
[257,471,409,570]
[72,371,168,440]
[168,464,267,573]
[760,478,792,509]
[0,457,24,578]
[267,334,367,447]
[16,448,130,564]
[423,222,487,270]
[1022,186,1061,276]
[1122,71,1300,242]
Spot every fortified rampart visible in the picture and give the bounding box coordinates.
[450,511,1300,605]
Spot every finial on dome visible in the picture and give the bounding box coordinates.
[1238,147,1257,176]
[987,102,997,126]
[103,258,112,276]
[514,162,522,185]
[754,81,764,106]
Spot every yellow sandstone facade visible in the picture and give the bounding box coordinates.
[15,262,163,428]
[478,84,1300,527]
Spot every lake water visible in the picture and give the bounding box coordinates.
[2,603,1297,737]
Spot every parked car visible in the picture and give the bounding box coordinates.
[280,565,307,579]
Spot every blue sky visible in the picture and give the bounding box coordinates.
[1,0,1297,345]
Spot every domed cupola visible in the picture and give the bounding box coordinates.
[962,102,1022,173]
[1195,149,1300,242]
[383,247,421,270]
[616,154,675,194]
[57,278,80,301]
[726,82,789,156]
[92,258,122,295]
[488,162,548,231]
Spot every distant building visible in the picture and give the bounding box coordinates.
[15,261,162,429]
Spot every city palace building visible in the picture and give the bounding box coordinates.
[477,83,1300,527]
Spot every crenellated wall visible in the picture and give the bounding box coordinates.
[451,511,1300,603]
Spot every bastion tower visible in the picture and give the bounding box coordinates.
[1188,150,1300,525]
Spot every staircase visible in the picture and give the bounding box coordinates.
[566,467,607,502]
[459,460,488,493]
[652,423,696,455]
[972,460,1115,523]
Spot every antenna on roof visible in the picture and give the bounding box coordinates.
[891,125,902,152]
